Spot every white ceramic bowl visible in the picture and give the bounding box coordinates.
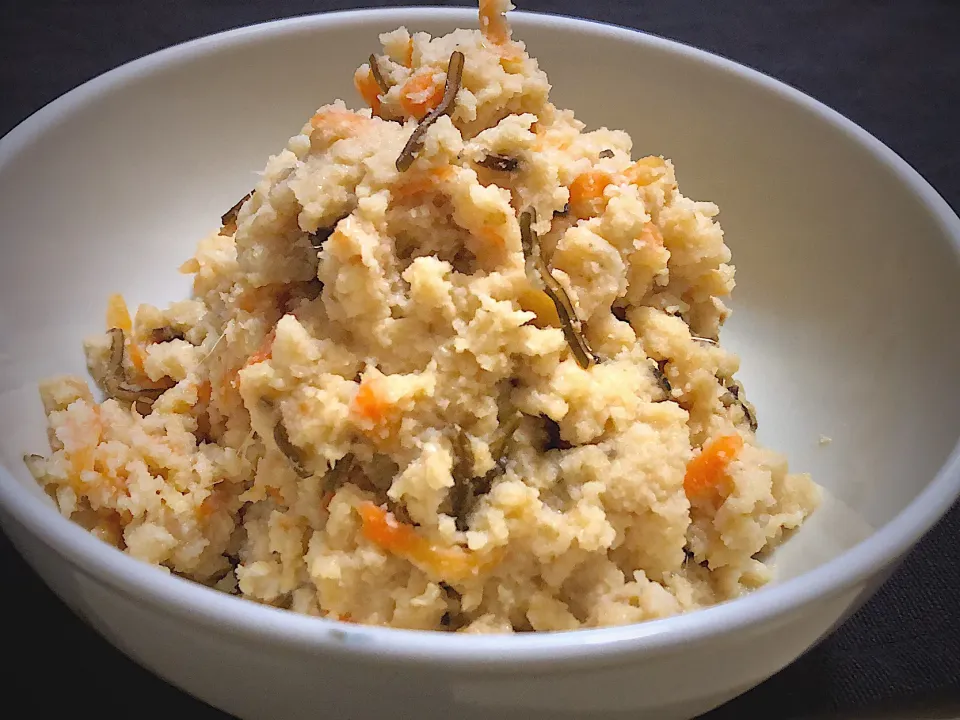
[1,8,959,720]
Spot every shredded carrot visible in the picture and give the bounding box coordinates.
[196,380,212,406]
[68,448,94,481]
[106,294,133,332]
[247,330,275,366]
[568,169,613,219]
[225,329,276,394]
[310,108,371,148]
[683,434,744,501]
[353,381,390,424]
[105,294,147,373]
[310,107,366,130]
[391,166,452,202]
[358,501,418,553]
[338,613,355,623]
[357,501,493,580]
[403,37,415,67]
[128,342,146,374]
[197,487,226,520]
[399,70,445,119]
[479,0,512,45]
[354,67,382,114]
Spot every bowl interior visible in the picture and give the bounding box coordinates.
[1,9,958,588]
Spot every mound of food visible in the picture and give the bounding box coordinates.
[26,0,819,632]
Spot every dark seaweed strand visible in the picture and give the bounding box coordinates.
[438,581,461,631]
[323,453,356,493]
[725,380,759,432]
[519,207,537,259]
[519,209,599,369]
[439,581,461,599]
[148,326,186,344]
[273,421,310,478]
[221,191,253,229]
[369,54,390,94]
[491,413,521,466]
[541,416,573,451]
[477,154,520,172]
[741,396,759,433]
[473,414,520,498]
[387,497,417,526]
[309,213,352,250]
[450,430,476,532]
[450,414,521,531]
[653,359,672,396]
[396,50,465,172]
[598,149,615,159]
[309,226,336,250]
[104,328,173,406]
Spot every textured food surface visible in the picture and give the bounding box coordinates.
[27,0,820,632]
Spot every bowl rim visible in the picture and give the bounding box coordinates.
[1,6,959,670]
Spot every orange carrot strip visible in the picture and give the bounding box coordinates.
[226,329,276,393]
[246,330,275,366]
[357,502,494,580]
[399,70,445,120]
[479,0,512,45]
[403,37,415,67]
[353,381,390,424]
[106,294,133,332]
[105,294,147,373]
[196,380,212,406]
[568,170,613,219]
[684,434,744,501]
[309,108,372,148]
[128,343,146,374]
[358,501,418,553]
[355,68,383,114]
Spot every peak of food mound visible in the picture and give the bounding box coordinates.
[27,0,819,632]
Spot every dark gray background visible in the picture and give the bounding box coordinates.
[2,1,959,718]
